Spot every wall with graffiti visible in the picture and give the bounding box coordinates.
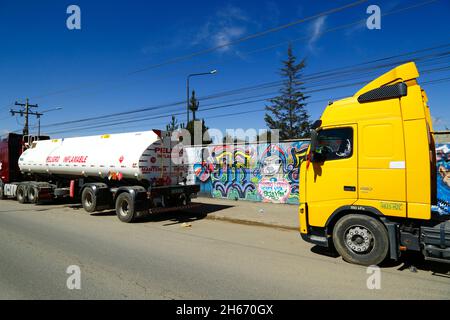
[436,143,450,215]
[186,141,450,209]
[185,141,309,204]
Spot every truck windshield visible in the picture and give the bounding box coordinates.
[316,127,353,161]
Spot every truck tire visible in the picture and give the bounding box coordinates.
[28,186,39,204]
[115,192,136,223]
[81,187,97,213]
[0,181,4,200]
[17,185,27,204]
[332,214,389,266]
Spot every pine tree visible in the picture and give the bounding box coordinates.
[189,90,200,121]
[166,115,179,132]
[265,44,310,140]
[184,119,212,145]
[183,90,211,145]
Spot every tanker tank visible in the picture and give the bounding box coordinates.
[18,130,186,186]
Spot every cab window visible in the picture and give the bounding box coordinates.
[316,127,353,161]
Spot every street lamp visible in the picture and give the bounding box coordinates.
[186,70,217,124]
[36,107,63,137]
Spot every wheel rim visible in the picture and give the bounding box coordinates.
[344,225,374,254]
[180,194,187,206]
[85,193,93,207]
[119,199,129,217]
[29,188,35,200]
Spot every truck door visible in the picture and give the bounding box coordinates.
[306,125,358,227]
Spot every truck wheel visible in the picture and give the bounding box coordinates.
[17,185,27,204]
[332,214,389,266]
[115,193,136,223]
[28,186,39,204]
[0,181,4,200]
[81,187,97,213]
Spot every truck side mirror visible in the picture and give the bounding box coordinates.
[309,129,322,163]
[311,148,327,163]
[310,129,318,152]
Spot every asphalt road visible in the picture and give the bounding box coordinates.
[0,200,449,299]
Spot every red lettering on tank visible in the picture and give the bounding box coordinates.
[46,156,60,163]
[63,156,88,163]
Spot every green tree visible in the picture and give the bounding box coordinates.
[189,90,200,121]
[256,130,273,143]
[223,133,248,144]
[264,44,310,140]
[166,115,180,132]
[184,119,212,145]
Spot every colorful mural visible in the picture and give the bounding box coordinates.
[186,141,309,204]
[436,143,450,215]
[186,141,450,210]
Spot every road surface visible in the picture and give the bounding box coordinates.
[0,200,449,299]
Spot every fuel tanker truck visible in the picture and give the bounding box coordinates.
[0,130,199,222]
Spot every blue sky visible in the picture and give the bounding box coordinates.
[0,0,449,138]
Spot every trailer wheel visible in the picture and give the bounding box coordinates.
[115,192,136,223]
[0,181,4,200]
[17,185,27,204]
[332,214,389,266]
[81,187,97,213]
[28,186,39,204]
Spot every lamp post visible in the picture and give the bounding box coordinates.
[186,70,217,124]
[37,107,63,137]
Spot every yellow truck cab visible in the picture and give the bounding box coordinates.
[299,62,450,266]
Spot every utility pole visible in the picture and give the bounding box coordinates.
[10,98,39,136]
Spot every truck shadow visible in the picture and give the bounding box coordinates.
[387,252,450,276]
[138,203,234,226]
[311,245,450,275]
[68,203,234,226]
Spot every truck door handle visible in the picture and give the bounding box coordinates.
[344,186,356,192]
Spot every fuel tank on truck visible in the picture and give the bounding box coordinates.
[18,130,187,186]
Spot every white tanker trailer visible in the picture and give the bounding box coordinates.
[0,130,200,222]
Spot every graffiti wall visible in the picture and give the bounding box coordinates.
[436,143,450,215]
[185,141,309,204]
[186,141,450,209]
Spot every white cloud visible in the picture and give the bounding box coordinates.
[141,4,273,58]
[213,26,246,52]
[191,5,254,55]
[307,16,327,51]
[217,5,250,23]
[433,116,450,130]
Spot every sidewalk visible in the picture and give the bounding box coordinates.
[191,196,299,230]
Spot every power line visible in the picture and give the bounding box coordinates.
[41,74,450,136]
[126,0,370,75]
[26,0,369,101]
[34,49,450,131]
[1,0,441,131]
[243,0,441,58]
[23,0,439,104]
